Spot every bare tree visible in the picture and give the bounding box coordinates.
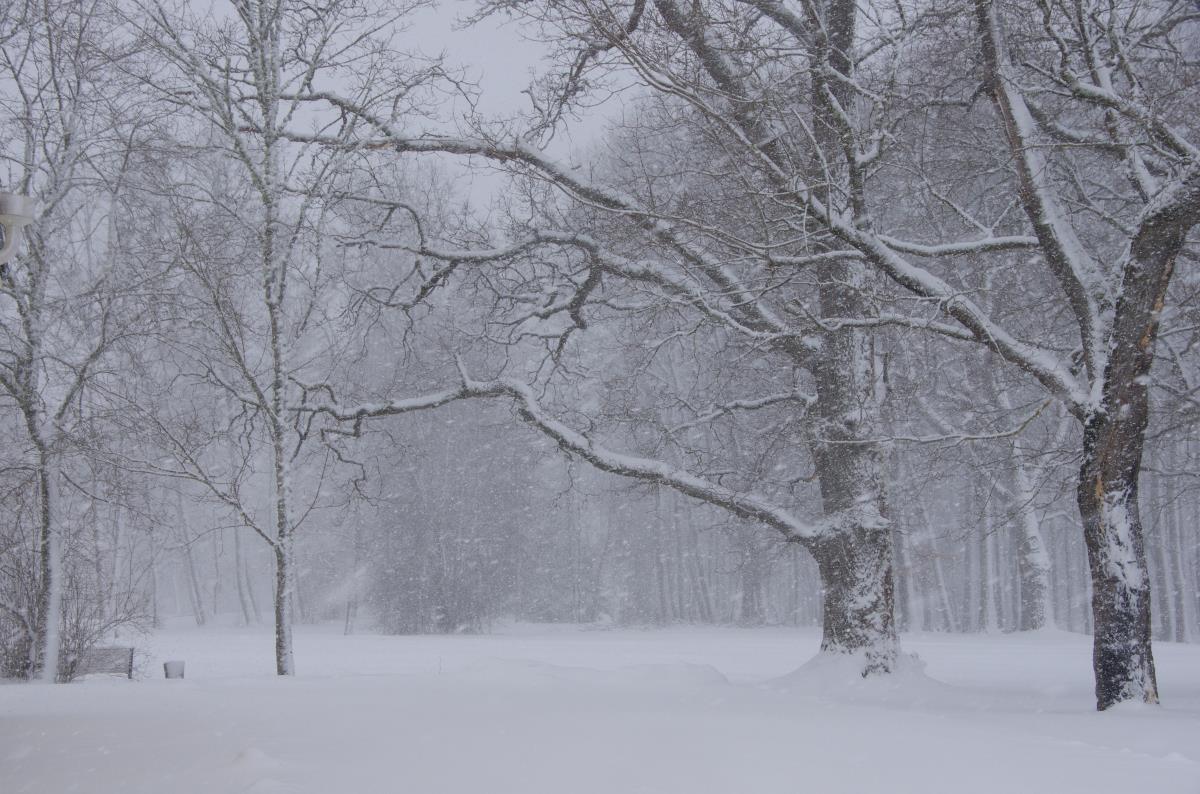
[279,0,1197,707]
[126,0,449,674]
[0,0,159,681]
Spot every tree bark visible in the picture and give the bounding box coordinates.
[33,451,62,682]
[810,525,897,673]
[1013,454,1053,630]
[273,537,295,676]
[1077,427,1157,709]
[1084,163,1200,707]
[808,254,898,673]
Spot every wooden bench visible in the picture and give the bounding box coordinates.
[61,647,135,681]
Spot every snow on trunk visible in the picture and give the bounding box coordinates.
[1077,471,1156,709]
[35,458,62,683]
[1074,166,1199,708]
[808,253,899,676]
[811,526,898,675]
[268,314,295,677]
[273,537,295,677]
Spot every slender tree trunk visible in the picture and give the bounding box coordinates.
[980,518,996,632]
[893,523,921,632]
[270,390,295,675]
[911,492,957,632]
[737,537,766,626]
[965,484,982,632]
[266,231,296,671]
[233,528,255,626]
[1167,478,1191,642]
[210,530,222,619]
[183,541,207,627]
[343,517,363,635]
[273,536,294,675]
[33,450,62,682]
[148,527,160,629]
[1013,458,1052,630]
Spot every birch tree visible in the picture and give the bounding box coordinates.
[0,0,158,681]
[127,0,454,674]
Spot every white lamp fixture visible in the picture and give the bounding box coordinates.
[0,192,36,267]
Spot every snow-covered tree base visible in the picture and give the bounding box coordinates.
[812,528,898,677]
[1089,577,1157,709]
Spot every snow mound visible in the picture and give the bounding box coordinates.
[768,651,952,706]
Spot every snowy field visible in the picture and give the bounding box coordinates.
[3,624,1199,794]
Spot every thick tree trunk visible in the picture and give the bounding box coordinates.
[811,526,897,674]
[1073,186,1197,707]
[1077,437,1157,709]
[653,0,897,668]
[808,254,898,674]
[803,0,896,675]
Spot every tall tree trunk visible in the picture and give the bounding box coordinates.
[148,527,160,629]
[893,523,920,632]
[651,0,896,667]
[33,450,62,683]
[1077,426,1157,709]
[737,537,766,626]
[1167,477,1191,642]
[982,512,999,632]
[183,541,208,627]
[343,517,363,635]
[804,0,897,674]
[270,395,295,674]
[911,491,957,632]
[176,492,207,627]
[210,529,223,619]
[808,256,897,673]
[273,537,294,675]
[1013,457,1052,630]
[1077,166,1200,707]
[234,528,255,626]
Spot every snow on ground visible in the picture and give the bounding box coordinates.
[3,623,1199,793]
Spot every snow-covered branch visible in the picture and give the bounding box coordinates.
[669,390,817,434]
[303,371,825,543]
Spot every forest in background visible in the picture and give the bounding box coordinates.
[1,0,1197,711]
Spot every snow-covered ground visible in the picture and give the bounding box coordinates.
[3,623,1199,793]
